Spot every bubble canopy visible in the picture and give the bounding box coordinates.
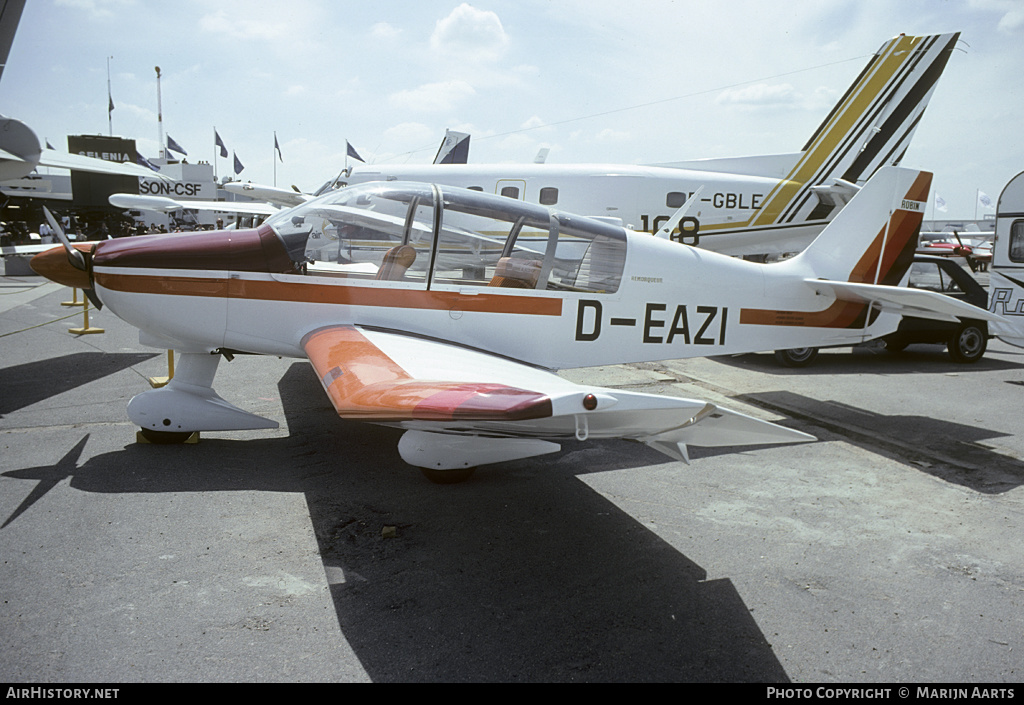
[264,181,627,293]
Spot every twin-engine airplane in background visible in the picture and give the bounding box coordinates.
[339,32,960,258]
[32,166,1005,482]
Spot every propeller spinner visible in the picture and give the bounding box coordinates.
[30,208,101,308]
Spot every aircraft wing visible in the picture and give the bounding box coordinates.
[303,325,813,467]
[109,193,279,216]
[39,149,175,181]
[809,279,1007,324]
[222,181,310,207]
[1,243,53,256]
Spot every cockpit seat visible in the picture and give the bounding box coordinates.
[488,257,542,289]
[376,244,417,281]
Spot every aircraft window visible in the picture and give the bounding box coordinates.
[468,186,484,192]
[1010,221,1024,263]
[500,186,520,199]
[539,187,559,206]
[907,261,956,292]
[546,215,626,293]
[429,204,546,288]
[263,182,626,294]
[264,182,436,283]
[430,187,626,293]
[666,192,687,208]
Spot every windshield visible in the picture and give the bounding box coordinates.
[265,181,626,293]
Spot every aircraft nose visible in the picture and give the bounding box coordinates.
[30,244,93,290]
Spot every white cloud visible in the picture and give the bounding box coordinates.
[430,4,510,62]
[382,122,434,144]
[716,83,799,108]
[594,128,631,143]
[967,0,1024,34]
[54,0,133,18]
[998,9,1024,33]
[520,115,552,132]
[389,80,476,113]
[199,10,282,41]
[370,22,401,40]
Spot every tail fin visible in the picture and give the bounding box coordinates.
[749,32,959,230]
[793,165,930,286]
[433,130,470,164]
[746,167,1006,336]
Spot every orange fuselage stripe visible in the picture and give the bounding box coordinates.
[94,271,563,316]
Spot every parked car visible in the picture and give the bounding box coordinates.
[773,255,989,366]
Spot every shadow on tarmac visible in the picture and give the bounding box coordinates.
[1,362,790,682]
[0,351,157,416]
[735,390,1024,494]
[714,345,1024,377]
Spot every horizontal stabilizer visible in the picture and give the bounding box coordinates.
[643,403,814,463]
[810,278,1006,324]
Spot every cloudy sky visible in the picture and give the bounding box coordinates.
[3,0,1022,219]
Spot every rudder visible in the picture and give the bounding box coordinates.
[792,166,931,286]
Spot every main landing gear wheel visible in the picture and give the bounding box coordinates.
[884,336,909,353]
[947,323,987,363]
[420,467,477,484]
[773,347,819,367]
[138,428,195,444]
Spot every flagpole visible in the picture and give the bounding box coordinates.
[975,189,979,221]
[273,133,277,188]
[213,127,218,182]
[155,67,164,159]
[106,56,113,136]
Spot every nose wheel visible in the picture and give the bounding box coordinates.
[137,428,198,444]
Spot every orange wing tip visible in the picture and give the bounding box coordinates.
[338,381,552,422]
[415,383,552,421]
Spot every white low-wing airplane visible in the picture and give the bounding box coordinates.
[107,192,279,217]
[221,182,310,208]
[340,32,960,257]
[31,166,1004,482]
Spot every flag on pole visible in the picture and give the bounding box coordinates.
[275,133,283,162]
[934,193,948,213]
[346,140,365,163]
[978,191,993,209]
[167,135,187,156]
[233,152,245,175]
[137,154,161,172]
[214,130,228,158]
[108,94,114,116]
